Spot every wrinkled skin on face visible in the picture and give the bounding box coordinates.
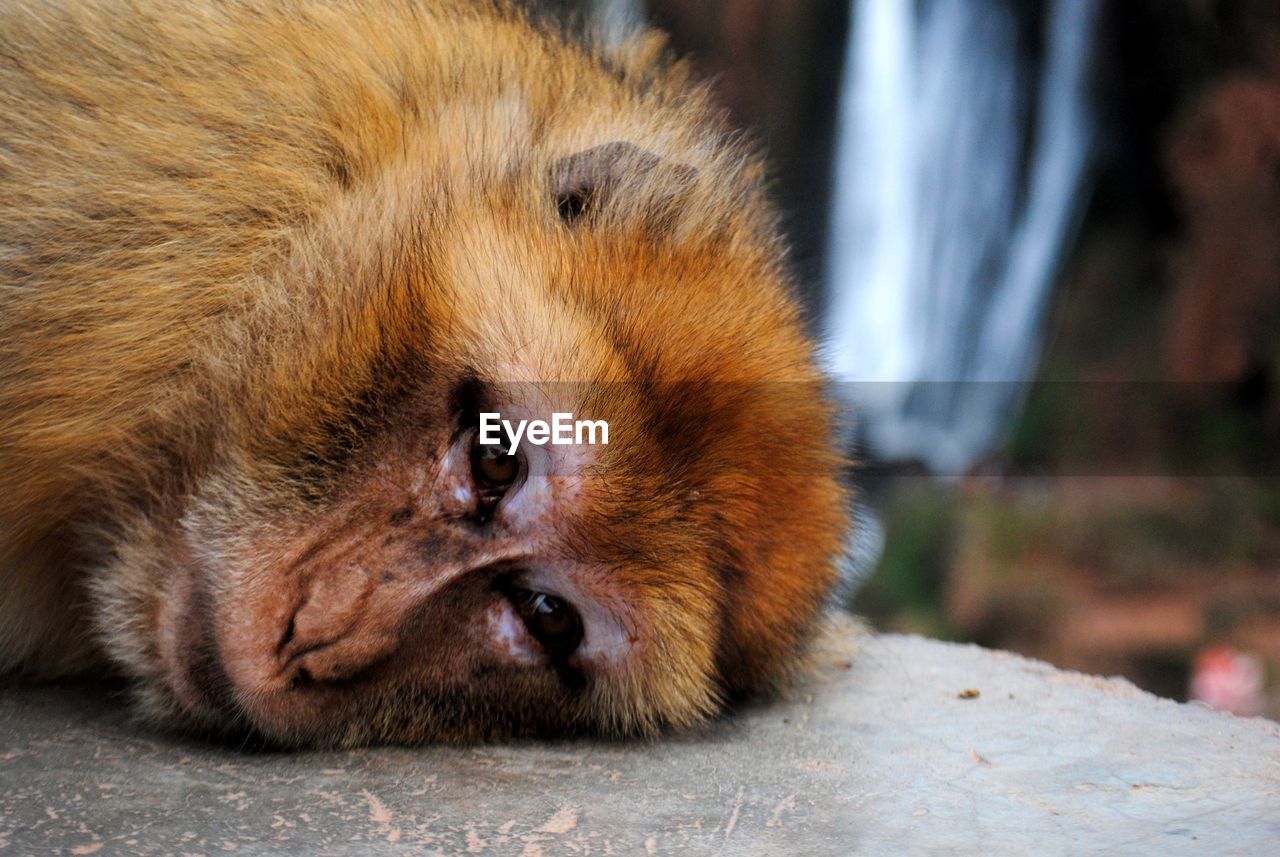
[0,1,850,747]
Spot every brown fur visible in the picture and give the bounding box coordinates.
[0,0,848,746]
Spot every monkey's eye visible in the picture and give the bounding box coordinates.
[510,588,583,659]
[469,430,524,503]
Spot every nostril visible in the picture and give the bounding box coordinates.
[285,626,402,686]
[285,666,315,692]
[277,612,297,657]
[273,572,403,686]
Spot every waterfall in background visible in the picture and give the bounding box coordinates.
[823,0,1097,474]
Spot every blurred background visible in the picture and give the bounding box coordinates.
[545,0,1280,719]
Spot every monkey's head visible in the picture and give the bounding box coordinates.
[97,133,848,747]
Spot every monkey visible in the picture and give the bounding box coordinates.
[0,0,850,747]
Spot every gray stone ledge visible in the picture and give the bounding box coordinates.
[2,623,1277,855]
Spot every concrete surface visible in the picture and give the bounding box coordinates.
[1,623,1277,855]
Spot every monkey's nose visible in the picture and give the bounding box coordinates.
[282,619,402,686]
[275,564,407,685]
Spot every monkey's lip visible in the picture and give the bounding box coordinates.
[158,568,244,730]
[166,596,353,742]
[176,625,242,726]
[154,556,313,738]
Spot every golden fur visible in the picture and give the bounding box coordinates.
[0,0,848,745]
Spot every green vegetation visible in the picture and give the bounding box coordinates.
[853,488,958,638]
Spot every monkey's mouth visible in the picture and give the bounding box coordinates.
[178,628,245,731]
[162,579,351,744]
[159,570,249,734]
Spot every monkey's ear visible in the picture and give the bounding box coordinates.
[550,141,698,225]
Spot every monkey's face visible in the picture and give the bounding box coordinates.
[159,376,722,746]
[104,151,846,747]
